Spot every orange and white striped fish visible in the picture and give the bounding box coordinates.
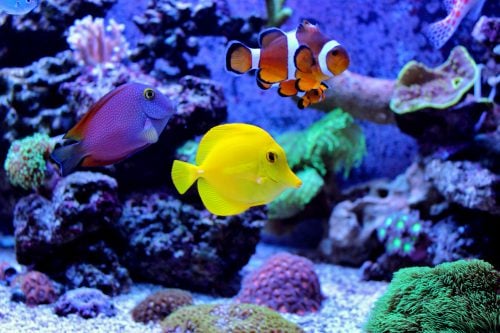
[225,20,349,109]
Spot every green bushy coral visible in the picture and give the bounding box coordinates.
[269,109,365,219]
[365,259,500,333]
[3,133,55,190]
[161,303,304,333]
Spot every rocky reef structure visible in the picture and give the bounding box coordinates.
[116,192,265,296]
[132,289,193,323]
[54,287,116,318]
[236,252,323,315]
[365,259,500,333]
[161,303,305,333]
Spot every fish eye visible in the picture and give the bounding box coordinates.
[266,151,277,163]
[143,88,155,100]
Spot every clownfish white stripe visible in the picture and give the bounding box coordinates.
[286,30,299,80]
[250,48,261,70]
[318,40,340,76]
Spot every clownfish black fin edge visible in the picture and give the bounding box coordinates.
[225,41,253,74]
[294,45,315,73]
[258,27,286,48]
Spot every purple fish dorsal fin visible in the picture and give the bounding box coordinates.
[66,83,130,140]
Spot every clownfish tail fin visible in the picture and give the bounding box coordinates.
[171,160,200,194]
[225,41,256,74]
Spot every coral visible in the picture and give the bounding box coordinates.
[3,133,55,190]
[424,159,499,215]
[365,259,500,333]
[10,271,58,307]
[316,70,396,124]
[0,0,116,67]
[268,167,324,220]
[320,162,435,266]
[236,252,323,315]
[116,192,265,296]
[67,15,130,67]
[131,0,264,79]
[54,287,116,319]
[161,303,305,333]
[132,289,193,323]
[390,46,478,114]
[472,16,500,47]
[265,0,292,27]
[361,210,434,281]
[14,172,122,265]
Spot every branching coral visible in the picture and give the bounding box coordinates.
[3,133,55,190]
[132,289,193,323]
[365,259,500,333]
[390,46,478,114]
[67,15,129,67]
[161,303,304,333]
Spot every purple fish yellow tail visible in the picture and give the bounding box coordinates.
[171,160,200,194]
[424,17,456,49]
[225,41,255,74]
[51,142,86,177]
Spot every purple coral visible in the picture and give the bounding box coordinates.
[236,252,323,315]
[54,287,116,319]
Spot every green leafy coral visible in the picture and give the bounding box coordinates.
[365,259,500,333]
[269,109,366,219]
[161,303,304,333]
[265,0,292,27]
[3,133,55,190]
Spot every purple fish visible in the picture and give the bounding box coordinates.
[52,82,175,176]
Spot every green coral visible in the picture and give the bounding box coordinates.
[365,259,500,333]
[390,46,479,114]
[268,109,365,219]
[265,0,292,27]
[161,303,304,333]
[3,133,55,190]
[268,167,324,220]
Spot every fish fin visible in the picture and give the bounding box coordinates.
[198,178,247,216]
[469,0,486,21]
[259,27,286,48]
[257,78,273,90]
[424,17,456,49]
[297,20,320,34]
[171,160,200,194]
[278,80,298,96]
[443,0,455,13]
[256,67,286,84]
[297,89,323,109]
[295,77,318,92]
[66,84,129,140]
[294,45,315,73]
[141,118,159,144]
[51,142,87,176]
[225,41,253,74]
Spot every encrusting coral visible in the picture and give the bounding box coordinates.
[67,15,130,67]
[365,259,500,333]
[161,303,305,333]
[10,271,59,307]
[236,252,323,315]
[390,45,478,114]
[132,289,193,323]
[3,133,55,190]
[269,109,365,219]
[54,287,116,319]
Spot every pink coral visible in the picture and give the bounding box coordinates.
[236,252,323,315]
[11,271,58,306]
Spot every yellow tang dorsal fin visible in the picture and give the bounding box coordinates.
[196,123,266,165]
[198,178,248,216]
[66,83,129,141]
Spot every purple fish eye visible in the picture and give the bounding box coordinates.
[266,151,277,163]
[143,88,155,100]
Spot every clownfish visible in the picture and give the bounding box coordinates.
[171,123,301,216]
[225,20,350,109]
[51,83,175,176]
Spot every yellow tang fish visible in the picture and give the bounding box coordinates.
[171,123,302,216]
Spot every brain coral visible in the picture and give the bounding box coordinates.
[11,271,58,306]
[161,303,304,333]
[54,287,116,319]
[236,252,323,315]
[132,289,193,323]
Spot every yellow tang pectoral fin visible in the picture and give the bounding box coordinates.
[197,178,248,216]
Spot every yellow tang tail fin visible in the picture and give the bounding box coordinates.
[171,160,200,194]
